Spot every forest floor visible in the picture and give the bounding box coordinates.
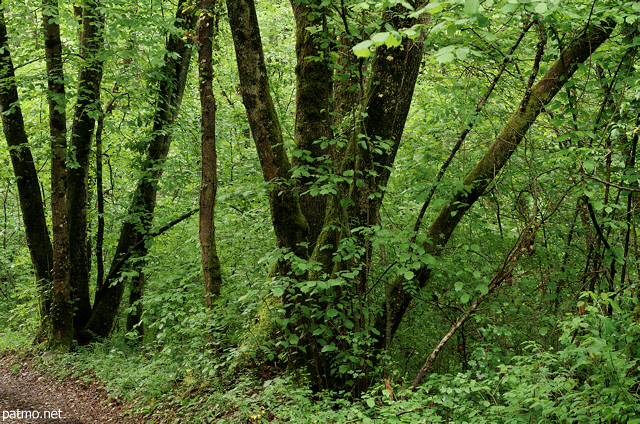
[0,352,145,423]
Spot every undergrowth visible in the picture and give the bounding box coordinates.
[3,296,635,424]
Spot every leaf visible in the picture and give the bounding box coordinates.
[455,281,463,291]
[366,398,375,408]
[353,40,373,58]
[539,327,549,336]
[403,28,419,39]
[461,292,470,303]
[476,284,488,295]
[436,52,455,63]
[609,298,622,314]
[456,47,469,60]
[385,32,402,48]
[327,308,339,318]
[404,270,415,280]
[272,287,285,297]
[582,160,597,172]
[371,32,390,46]
[321,344,337,352]
[446,23,457,36]
[535,2,547,13]
[464,0,480,15]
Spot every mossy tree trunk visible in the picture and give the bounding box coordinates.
[0,6,54,336]
[290,0,333,248]
[198,0,223,308]
[227,1,426,390]
[226,0,310,271]
[80,1,196,343]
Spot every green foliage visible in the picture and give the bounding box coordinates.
[2,0,640,421]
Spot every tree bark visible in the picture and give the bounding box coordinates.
[0,6,54,334]
[376,19,617,349]
[67,0,105,333]
[81,1,196,342]
[43,0,73,351]
[198,0,223,307]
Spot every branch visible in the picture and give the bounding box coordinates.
[102,208,198,284]
[408,221,540,390]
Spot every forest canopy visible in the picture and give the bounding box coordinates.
[1,0,640,421]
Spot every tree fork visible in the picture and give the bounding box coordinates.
[67,0,105,333]
[227,0,310,267]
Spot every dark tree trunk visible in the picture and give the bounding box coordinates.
[227,0,310,269]
[43,0,73,350]
[0,6,54,334]
[67,0,105,333]
[198,0,223,307]
[376,19,617,350]
[80,2,196,342]
[290,0,333,248]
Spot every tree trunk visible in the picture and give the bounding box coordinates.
[43,0,73,351]
[80,1,196,342]
[310,7,424,281]
[290,0,333,247]
[0,6,54,335]
[226,0,310,269]
[376,19,617,349]
[67,0,105,333]
[198,0,223,307]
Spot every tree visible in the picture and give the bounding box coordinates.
[226,0,620,391]
[0,3,54,338]
[81,0,197,342]
[198,0,223,308]
[43,0,72,350]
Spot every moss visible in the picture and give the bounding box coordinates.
[230,295,283,371]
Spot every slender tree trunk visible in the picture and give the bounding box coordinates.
[43,0,73,351]
[94,87,118,290]
[81,2,196,342]
[198,0,223,307]
[376,19,616,349]
[0,6,54,335]
[67,0,105,333]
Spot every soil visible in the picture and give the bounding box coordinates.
[0,352,146,423]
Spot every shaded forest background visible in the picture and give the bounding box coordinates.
[1,0,640,422]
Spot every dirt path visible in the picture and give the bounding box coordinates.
[0,353,145,423]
